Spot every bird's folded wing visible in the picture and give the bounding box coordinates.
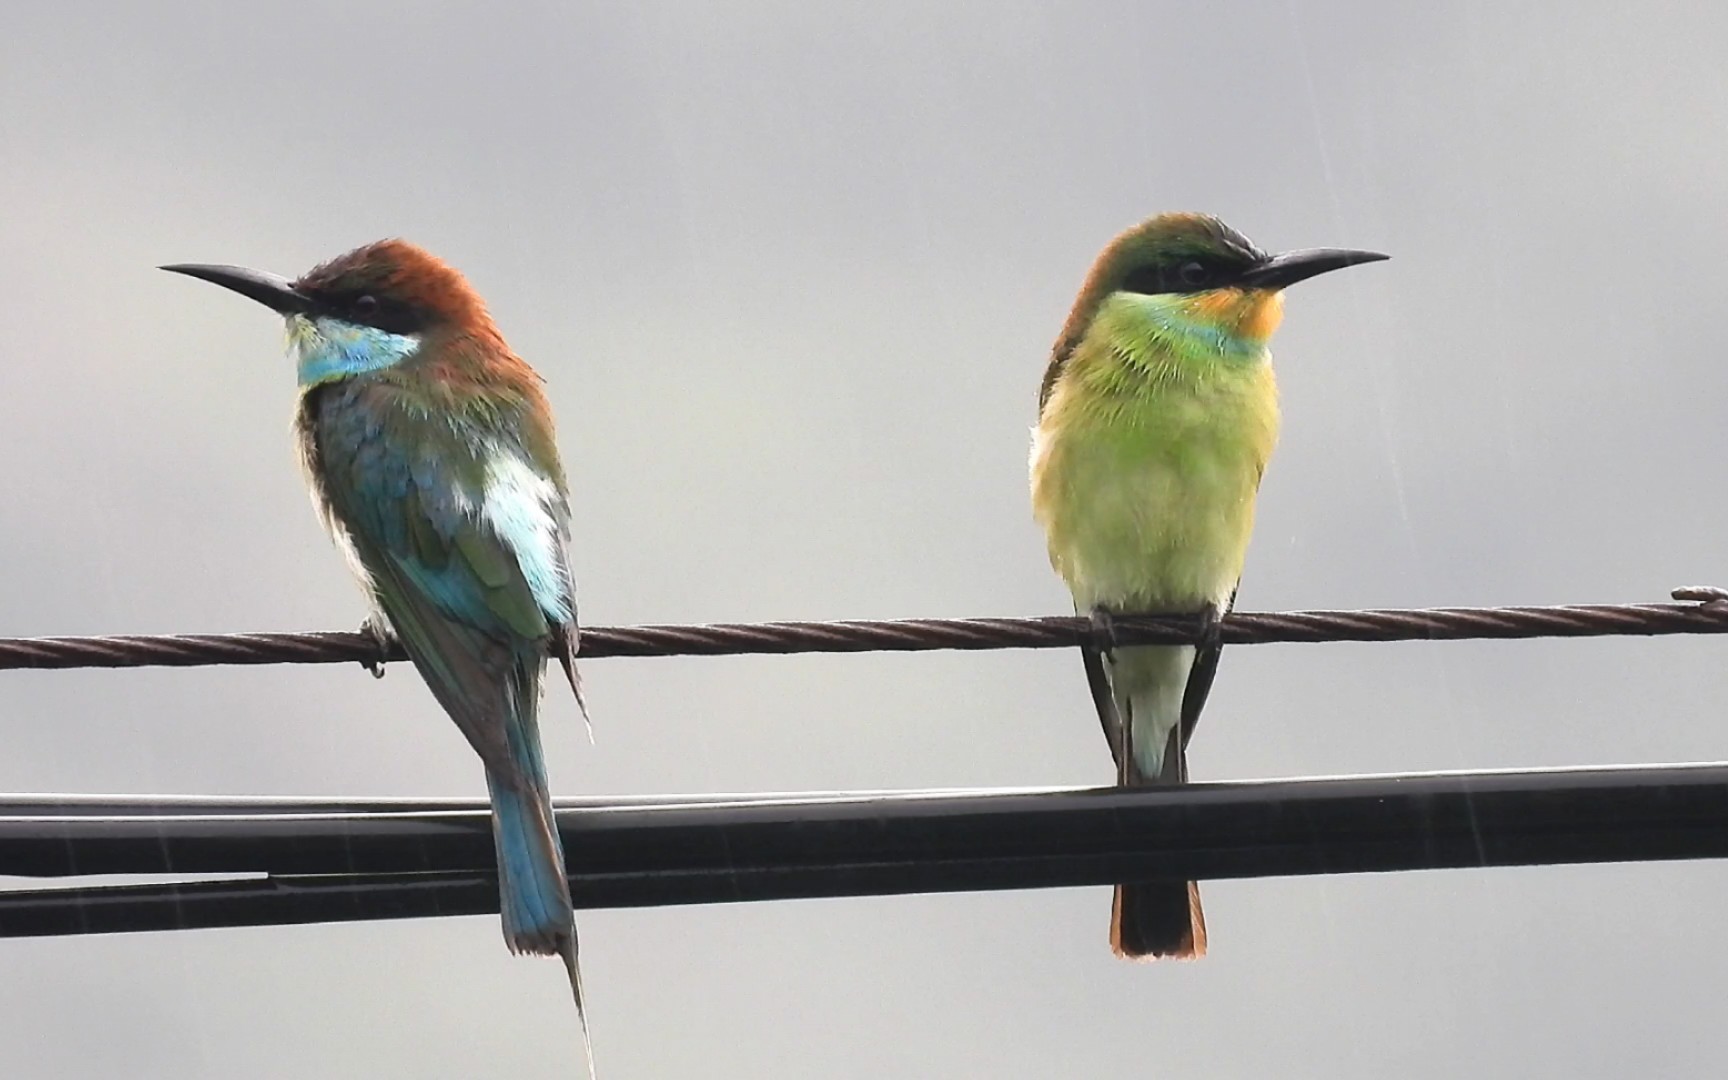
[321,427,556,785]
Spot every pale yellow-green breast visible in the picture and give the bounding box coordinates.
[1030,291,1281,615]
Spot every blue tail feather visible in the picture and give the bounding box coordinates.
[486,661,574,954]
[486,660,593,1074]
[487,769,573,954]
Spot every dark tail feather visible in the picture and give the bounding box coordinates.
[1110,880,1206,960]
[1110,721,1206,961]
[552,623,591,744]
[560,938,596,1080]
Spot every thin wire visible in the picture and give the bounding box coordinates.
[1,588,1726,672]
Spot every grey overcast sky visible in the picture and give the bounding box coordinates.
[4,2,1728,1076]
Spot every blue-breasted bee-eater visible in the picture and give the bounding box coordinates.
[1030,213,1386,959]
[164,242,594,1063]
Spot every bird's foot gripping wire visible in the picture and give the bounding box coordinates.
[358,618,395,680]
[1195,602,1225,652]
[1087,608,1122,653]
[1086,604,1224,650]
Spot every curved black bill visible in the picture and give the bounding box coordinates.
[1239,248,1389,290]
[160,263,311,315]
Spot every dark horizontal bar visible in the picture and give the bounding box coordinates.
[4,763,1728,937]
[0,874,498,937]
[0,788,977,818]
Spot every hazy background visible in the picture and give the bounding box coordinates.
[3,2,1727,1076]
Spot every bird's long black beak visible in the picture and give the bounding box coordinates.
[1239,248,1389,290]
[160,263,311,315]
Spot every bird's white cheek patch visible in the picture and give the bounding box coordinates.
[481,451,571,622]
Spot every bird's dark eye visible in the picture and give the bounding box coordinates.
[352,295,379,317]
[1118,257,1235,298]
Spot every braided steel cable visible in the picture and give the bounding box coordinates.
[1,587,1726,672]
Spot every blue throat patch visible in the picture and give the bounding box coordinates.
[1145,304,1266,363]
[290,316,422,386]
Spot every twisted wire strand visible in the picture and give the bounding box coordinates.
[1,588,1725,672]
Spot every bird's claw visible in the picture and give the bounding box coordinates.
[358,618,395,679]
[1087,608,1121,653]
[1195,603,1225,650]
